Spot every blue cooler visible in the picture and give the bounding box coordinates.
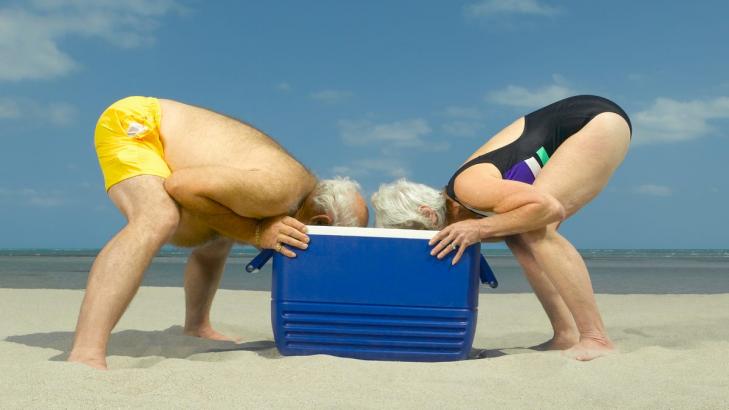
[246,226,498,362]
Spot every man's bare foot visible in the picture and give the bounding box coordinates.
[184,325,239,343]
[531,336,579,351]
[563,337,615,361]
[68,350,108,370]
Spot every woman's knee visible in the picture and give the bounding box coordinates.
[518,223,560,248]
[505,235,526,253]
[505,235,533,264]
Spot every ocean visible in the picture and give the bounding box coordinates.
[1,248,727,294]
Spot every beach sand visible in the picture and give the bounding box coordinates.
[1,288,728,409]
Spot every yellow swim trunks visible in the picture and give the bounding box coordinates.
[94,96,171,191]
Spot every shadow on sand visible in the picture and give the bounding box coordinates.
[5,326,540,363]
[5,326,277,362]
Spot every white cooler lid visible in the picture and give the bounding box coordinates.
[306,225,437,239]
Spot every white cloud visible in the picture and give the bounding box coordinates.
[339,118,431,147]
[628,73,644,82]
[0,0,185,81]
[441,105,486,137]
[443,106,483,120]
[334,118,449,180]
[338,118,449,153]
[0,187,69,207]
[0,100,21,119]
[0,98,78,127]
[46,102,78,126]
[465,0,559,17]
[632,184,673,197]
[310,90,353,104]
[487,84,574,109]
[332,158,409,179]
[275,82,292,92]
[442,121,483,137]
[632,97,729,144]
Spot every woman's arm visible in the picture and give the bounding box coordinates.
[454,165,565,236]
[430,165,565,263]
[464,182,565,238]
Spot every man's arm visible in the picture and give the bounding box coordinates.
[166,176,259,244]
[164,166,302,218]
[164,166,310,255]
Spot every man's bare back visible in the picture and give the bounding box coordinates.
[158,99,318,247]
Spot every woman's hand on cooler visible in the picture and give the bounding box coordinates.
[428,219,487,265]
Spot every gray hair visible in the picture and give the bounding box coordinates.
[371,178,446,230]
[312,176,363,227]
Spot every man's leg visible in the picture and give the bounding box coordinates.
[183,236,235,341]
[68,176,180,369]
[505,235,579,350]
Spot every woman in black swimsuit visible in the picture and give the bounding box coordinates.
[371,95,632,361]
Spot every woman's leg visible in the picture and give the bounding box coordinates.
[520,226,612,360]
[533,112,631,218]
[505,235,578,349]
[526,112,631,360]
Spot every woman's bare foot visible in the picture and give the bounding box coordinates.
[67,349,108,370]
[184,325,239,343]
[531,334,579,351]
[563,337,615,361]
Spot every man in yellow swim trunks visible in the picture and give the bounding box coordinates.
[69,96,369,370]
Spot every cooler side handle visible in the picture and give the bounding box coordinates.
[245,249,275,273]
[479,255,499,289]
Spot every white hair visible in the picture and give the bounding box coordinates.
[371,178,446,230]
[311,176,363,227]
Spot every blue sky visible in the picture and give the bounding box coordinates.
[0,0,727,249]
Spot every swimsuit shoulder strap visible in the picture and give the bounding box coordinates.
[446,155,500,218]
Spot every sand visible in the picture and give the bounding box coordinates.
[1,288,728,409]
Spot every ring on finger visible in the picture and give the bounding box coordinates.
[275,243,283,252]
[451,243,458,251]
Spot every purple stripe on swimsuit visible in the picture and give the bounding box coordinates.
[503,161,537,184]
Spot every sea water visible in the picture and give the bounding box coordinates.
[0,248,727,294]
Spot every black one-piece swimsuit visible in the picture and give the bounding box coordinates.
[445,95,632,217]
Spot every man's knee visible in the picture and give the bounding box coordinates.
[193,237,233,260]
[129,204,181,241]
